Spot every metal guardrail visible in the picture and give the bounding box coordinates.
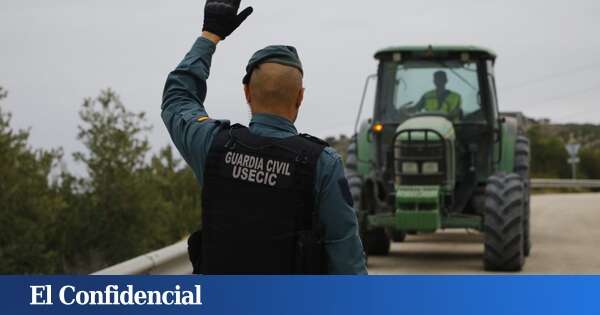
[93,179,600,275]
[531,179,600,189]
[92,240,192,275]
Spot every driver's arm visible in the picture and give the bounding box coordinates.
[449,94,463,121]
[412,96,426,112]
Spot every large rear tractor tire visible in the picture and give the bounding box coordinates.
[345,136,391,256]
[483,172,526,271]
[344,136,363,208]
[514,136,532,256]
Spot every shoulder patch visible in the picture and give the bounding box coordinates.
[338,177,354,207]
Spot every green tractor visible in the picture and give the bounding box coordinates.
[346,46,531,271]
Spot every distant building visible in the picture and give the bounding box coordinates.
[501,111,531,131]
[537,118,552,125]
[501,111,553,130]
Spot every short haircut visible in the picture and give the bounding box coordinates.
[248,62,303,108]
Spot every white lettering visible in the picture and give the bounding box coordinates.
[162,291,174,305]
[225,152,295,186]
[59,285,76,306]
[134,291,146,305]
[119,285,134,305]
[232,165,241,178]
[195,285,203,305]
[268,174,277,186]
[275,161,283,174]
[52,285,200,306]
[88,290,104,305]
[256,171,265,183]
[147,291,160,305]
[75,290,90,305]
[105,285,119,305]
[174,285,182,305]
[30,285,52,305]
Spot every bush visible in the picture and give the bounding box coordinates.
[0,87,202,274]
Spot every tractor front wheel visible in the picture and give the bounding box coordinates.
[483,172,526,271]
[363,228,391,256]
[391,230,407,242]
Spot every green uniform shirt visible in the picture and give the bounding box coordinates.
[162,37,367,275]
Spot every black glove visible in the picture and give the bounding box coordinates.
[202,0,253,40]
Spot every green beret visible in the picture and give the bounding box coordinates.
[243,45,304,84]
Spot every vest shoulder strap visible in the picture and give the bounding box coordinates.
[215,124,329,156]
[298,133,330,148]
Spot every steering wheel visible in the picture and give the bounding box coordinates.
[411,112,449,119]
[453,121,487,127]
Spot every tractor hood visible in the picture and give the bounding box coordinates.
[396,116,455,141]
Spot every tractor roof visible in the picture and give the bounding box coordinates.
[375,45,497,61]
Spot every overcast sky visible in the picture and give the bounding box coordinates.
[2,0,600,170]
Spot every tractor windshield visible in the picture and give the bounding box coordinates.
[381,60,483,123]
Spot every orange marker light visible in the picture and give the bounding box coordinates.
[372,122,384,133]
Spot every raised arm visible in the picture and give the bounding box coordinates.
[161,0,252,184]
[161,35,221,183]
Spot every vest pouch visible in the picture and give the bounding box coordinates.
[200,231,298,275]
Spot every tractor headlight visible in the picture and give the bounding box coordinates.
[402,162,419,174]
[422,162,439,174]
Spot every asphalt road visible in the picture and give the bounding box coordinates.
[368,193,600,274]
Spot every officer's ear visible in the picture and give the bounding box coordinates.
[296,87,305,110]
[244,84,252,106]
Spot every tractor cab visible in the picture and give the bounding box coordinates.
[348,45,531,271]
[369,46,500,211]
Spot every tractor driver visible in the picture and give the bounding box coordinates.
[161,0,366,275]
[412,71,463,121]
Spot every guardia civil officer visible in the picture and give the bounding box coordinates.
[162,0,367,275]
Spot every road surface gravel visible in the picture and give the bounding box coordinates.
[368,193,600,274]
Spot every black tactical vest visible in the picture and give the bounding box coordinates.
[194,124,328,274]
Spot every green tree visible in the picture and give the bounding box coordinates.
[63,89,203,273]
[67,89,168,271]
[146,146,203,237]
[580,147,600,179]
[527,125,570,178]
[0,87,65,274]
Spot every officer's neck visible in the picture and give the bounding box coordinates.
[251,107,298,124]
